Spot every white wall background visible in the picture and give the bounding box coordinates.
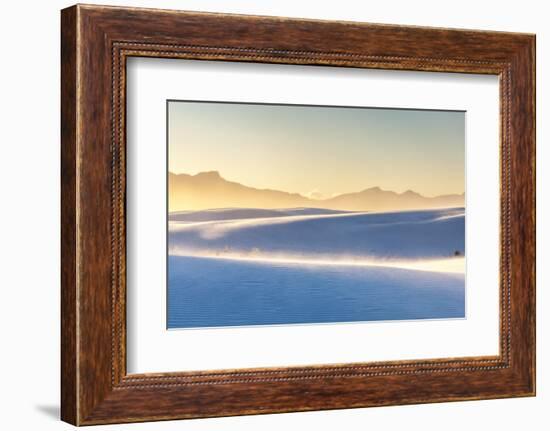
[0,1,546,429]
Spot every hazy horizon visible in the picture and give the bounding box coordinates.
[168,169,465,212]
[168,169,465,200]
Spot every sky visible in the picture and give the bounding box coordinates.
[168,101,465,198]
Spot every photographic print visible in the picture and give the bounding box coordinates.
[167,101,466,329]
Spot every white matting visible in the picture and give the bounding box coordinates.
[126,57,500,373]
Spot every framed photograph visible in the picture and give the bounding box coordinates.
[61,4,535,425]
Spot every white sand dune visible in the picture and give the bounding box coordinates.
[169,207,347,223]
[168,207,466,328]
[168,255,465,328]
[169,207,465,274]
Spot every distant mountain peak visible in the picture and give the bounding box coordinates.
[401,189,421,196]
[194,170,221,179]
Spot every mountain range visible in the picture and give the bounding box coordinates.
[168,171,465,212]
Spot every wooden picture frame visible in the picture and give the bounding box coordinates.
[61,4,535,425]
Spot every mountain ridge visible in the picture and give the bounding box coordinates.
[169,171,465,212]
